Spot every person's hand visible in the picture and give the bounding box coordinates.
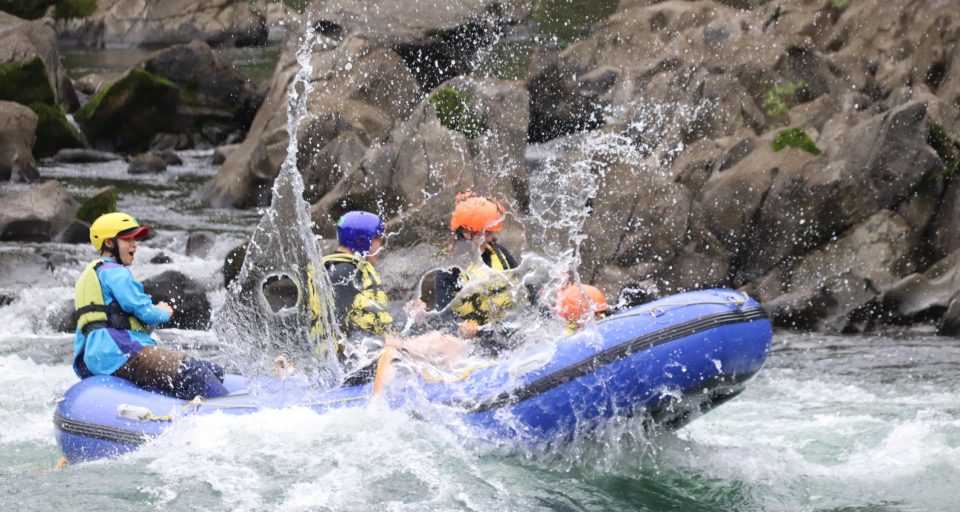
[404,299,427,324]
[459,319,479,339]
[156,301,174,316]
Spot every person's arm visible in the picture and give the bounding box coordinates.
[99,267,171,327]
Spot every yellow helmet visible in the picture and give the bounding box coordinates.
[89,212,149,251]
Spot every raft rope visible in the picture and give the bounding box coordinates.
[603,291,750,322]
[115,293,753,422]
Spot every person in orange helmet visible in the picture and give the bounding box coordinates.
[557,283,610,332]
[434,192,520,341]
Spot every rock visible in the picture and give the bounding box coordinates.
[223,242,247,288]
[74,68,180,153]
[938,296,960,336]
[0,289,14,308]
[0,16,83,157]
[0,180,79,242]
[56,0,268,48]
[150,252,173,264]
[74,73,108,96]
[0,100,39,182]
[127,152,167,174]
[762,210,917,332]
[154,150,182,166]
[740,99,942,280]
[140,40,262,147]
[28,102,85,157]
[313,77,529,250]
[201,0,526,208]
[51,148,122,163]
[75,186,118,223]
[0,247,63,291]
[185,231,215,258]
[212,143,239,165]
[140,270,211,330]
[58,219,91,244]
[880,249,960,325]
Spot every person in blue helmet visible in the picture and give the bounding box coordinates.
[74,212,228,400]
[323,211,464,383]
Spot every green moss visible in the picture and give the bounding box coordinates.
[27,102,84,157]
[929,124,960,179]
[53,0,98,19]
[0,58,57,106]
[0,0,58,19]
[772,127,821,156]
[762,80,805,120]
[532,0,618,47]
[429,87,487,139]
[75,68,180,152]
[831,0,850,10]
[76,186,117,223]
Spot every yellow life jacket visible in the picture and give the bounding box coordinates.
[451,244,516,324]
[74,259,149,335]
[322,252,394,336]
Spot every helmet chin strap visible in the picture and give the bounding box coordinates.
[104,238,124,264]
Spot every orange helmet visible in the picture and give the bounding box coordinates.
[450,195,504,233]
[558,284,608,322]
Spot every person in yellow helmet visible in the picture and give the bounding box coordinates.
[434,193,521,343]
[73,212,228,399]
[557,283,610,333]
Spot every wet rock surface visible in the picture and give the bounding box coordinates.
[0,180,79,242]
[140,270,212,330]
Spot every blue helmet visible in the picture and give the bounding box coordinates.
[336,211,385,254]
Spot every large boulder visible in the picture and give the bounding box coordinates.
[55,0,269,48]
[760,210,917,332]
[200,0,529,208]
[0,180,79,242]
[140,40,262,147]
[0,100,39,182]
[739,99,943,280]
[312,77,530,247]
[140,271,211,330]
[0,14,83,157]
[74,68,180,152]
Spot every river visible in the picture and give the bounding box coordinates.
[1,154,959,511]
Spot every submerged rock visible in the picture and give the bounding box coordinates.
[51,148,122,163]
[185,231,216,259]
[127,153,167,174]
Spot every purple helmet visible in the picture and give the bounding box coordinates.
[336,211,385,254]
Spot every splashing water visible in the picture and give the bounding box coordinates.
[215,21,342,388]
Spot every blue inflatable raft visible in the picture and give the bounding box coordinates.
[54,289,771,463]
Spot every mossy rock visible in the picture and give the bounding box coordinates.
[0,58,56,106]
[53,0,98,19]
[27,102,84,157]
[75,68,180,152]
[429,87,487,139]
[772,127,821,156]
[75,186,117,224]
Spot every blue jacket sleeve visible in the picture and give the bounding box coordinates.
[98,267,172,327]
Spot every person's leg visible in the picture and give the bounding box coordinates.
[115,346,228,399]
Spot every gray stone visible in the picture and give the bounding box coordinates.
[141,270,211,330]
[0,101,38,182]
[127,153,168,174]
[0,181,79,242]
[186,231,216,258]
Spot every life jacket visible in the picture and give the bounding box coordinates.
[451,243,516,324]
[74,259,149,336]
[322,252,394,336]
